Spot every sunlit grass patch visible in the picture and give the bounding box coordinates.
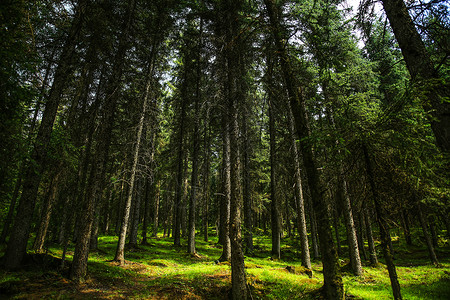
[344,262,450,299]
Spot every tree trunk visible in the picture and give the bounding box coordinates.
[339,178,363,276]
[129,179,142,247]
[203,122,211,243]
[33,170,61,252]
[288,105,311,269]
[269,95,281,260]
[0,175,22,244]
[4,0,88,270]
[187,18,203,254]
[71,0,136,280]
[153,181,160,238]
[400,209,412,246]
[381,0,450,152]
[308,197,320,259]
[263,1,343,297]
[363,203,379,266]
[363,144,402,299]
[219,116,231,262]
[417,203,439,265]
[114,73,148,264]
[173,88,187,247]
[242,111,253,254]
[357,212,367,261]
[142,178,151,244]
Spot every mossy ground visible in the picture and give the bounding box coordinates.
[0,232,449,299]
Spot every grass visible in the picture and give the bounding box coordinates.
[0,232,449,299]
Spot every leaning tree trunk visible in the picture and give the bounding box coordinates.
[263,0,343,298]
[4,0,87,270]
[363,144,402,299]
[381,0,450,152]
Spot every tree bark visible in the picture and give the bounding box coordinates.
[381,0,450,152]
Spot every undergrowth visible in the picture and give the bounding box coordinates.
[0,231,449,299]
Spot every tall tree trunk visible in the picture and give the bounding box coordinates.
[263,1,343,297]
[339,179,363,276]
[4,0,88,270]
[71,0,136,280]
[153,180,160,238]
[142,178,151,244]
[203,121,211,243]
[187,17,203,254]
[242,111,253,253]
[129,179,143,247]
[288,105,311,269]
[173,90,187,248]
[224,1,247,296]
[363,144,402,299]
[114,75,148,264]
[269,96,281,260]
[381,0,450,152]
[218,117,231,262]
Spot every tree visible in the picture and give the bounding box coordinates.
[263,0,344,298]
[4,0,88,270]
[381,0,450,152]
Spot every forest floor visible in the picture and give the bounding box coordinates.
[0,233,449,299]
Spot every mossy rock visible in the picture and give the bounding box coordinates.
[285,265,313,278]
